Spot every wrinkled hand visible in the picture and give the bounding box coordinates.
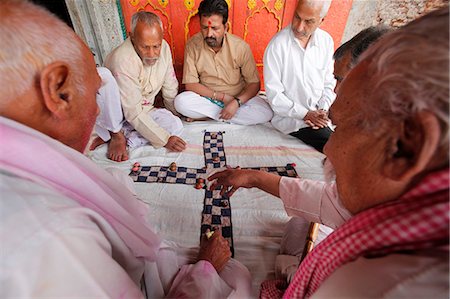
[164,136,187,152]
[304,110,329,129]
[208,168,255,197]
[219,100,239,120]
[197,229,231,273]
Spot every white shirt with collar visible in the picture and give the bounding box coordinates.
[263,25,336,134]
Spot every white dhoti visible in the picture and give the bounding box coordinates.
[174,91,274,125]
[95,67,124,142]
[96,67,183,149]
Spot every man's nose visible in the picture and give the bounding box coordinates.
[207,27,214,38]
[148,47,157,58]
[296,21,306,33]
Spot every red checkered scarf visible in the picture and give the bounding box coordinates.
[261,169,449,299]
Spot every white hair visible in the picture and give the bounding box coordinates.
[359,8,449,148]
[0,0,87,106]
[303,0,332,18]
[130,11,163,36]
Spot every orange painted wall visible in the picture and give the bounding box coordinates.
[119,0,353,89]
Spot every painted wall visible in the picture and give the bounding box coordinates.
[119,0,353,89]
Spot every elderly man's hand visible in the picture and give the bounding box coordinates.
[304,110,329,129]
[219,100,239,120]
[197,230,231,273]
[164,136,186,152]
[208,168,256,197]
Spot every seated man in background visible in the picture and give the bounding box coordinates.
[333,25,391,91]
[174,0,273,125]
[91,11,186,162]
[0,1,252,298]
[210,7,449,298]
[264,0,335,153]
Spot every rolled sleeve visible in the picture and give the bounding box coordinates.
[279,177,351,229]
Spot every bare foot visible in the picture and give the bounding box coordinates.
[107,131,129,162]
[89,136,106,151]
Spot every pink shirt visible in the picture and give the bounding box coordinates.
[278,177,352,229]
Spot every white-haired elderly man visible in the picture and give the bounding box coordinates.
[210,7,449,298]
[0,1,252,298]
[91,11,186,162]
[264,0,335,153]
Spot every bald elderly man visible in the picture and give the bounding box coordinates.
[0,1,251,297]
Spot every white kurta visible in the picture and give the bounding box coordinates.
[0,117,252,298]
[264,26,336,134]
[104,38,180,148]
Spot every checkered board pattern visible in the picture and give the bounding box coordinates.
[129,131,299,257]
[201,132,234,254]
[130,166,206,185]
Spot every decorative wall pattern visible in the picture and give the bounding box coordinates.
[118,0,353,89]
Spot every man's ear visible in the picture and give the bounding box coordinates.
[39,62,73,118]
[383,111,441,181]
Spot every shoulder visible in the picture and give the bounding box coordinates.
[314,28,334,47]
[160,39,173,62]
[266,26,291,51]
[105,38,141,71]
[226,32,253,54]
[312,253,449,298]
[226,32,248,47]
[185,32,204,50]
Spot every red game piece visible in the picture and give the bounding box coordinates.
[132,166,139,172]
[195,183,203,189]
[197,178,205,184]
[133,162,140,167]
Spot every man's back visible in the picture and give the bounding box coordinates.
[0,170,144,297]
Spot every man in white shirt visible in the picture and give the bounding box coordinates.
[264,0,335,153]
[91,12,186,162]
[0,2,252,297]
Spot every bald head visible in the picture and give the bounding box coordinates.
[130,11,164,66]
[0,0,101,152]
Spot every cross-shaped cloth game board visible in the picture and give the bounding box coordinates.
[129,131,299,256]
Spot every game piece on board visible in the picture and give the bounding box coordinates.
[169,162,177,171]
[213,157,220,162]
[195,183,203,189]
[133,162,140,167]
[197,178,205,184]
[132,166,139,172]
[205,230,214,239]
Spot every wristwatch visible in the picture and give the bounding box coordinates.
[234,97,242,107]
